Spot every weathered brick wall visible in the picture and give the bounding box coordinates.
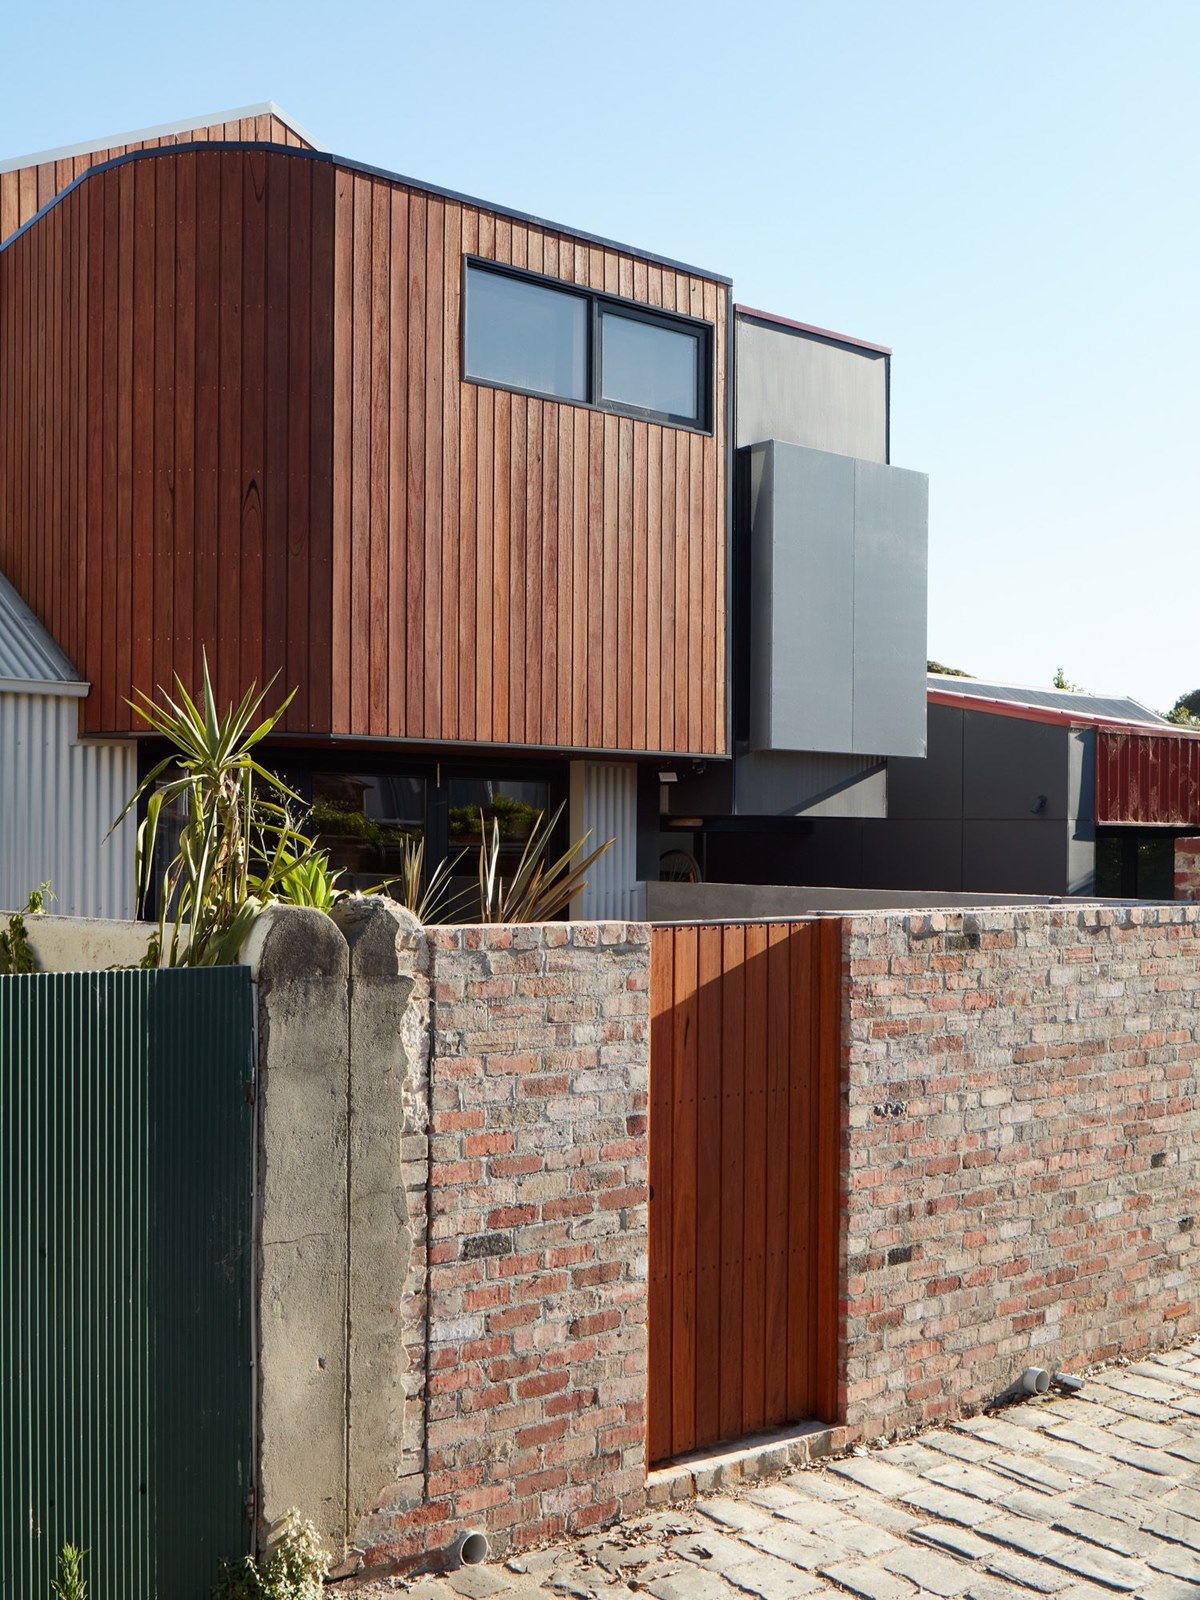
[1175,837,1200,900]
[842,905,1200,1439]
[358,921,650,1569]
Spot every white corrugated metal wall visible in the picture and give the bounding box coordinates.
[0,692,137,918]
[570,761,640,921]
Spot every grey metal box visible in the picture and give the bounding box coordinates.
[748,439,927,758]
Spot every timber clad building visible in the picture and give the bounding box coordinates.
[0,104,930,917]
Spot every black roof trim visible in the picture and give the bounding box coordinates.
[0,140,733,285]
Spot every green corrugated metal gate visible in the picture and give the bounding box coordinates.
[0,968,255,1599]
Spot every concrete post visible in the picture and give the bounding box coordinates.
[328,898,430,1532]
[241,905,351,1558]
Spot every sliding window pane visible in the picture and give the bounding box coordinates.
[466,266,588,402]
[600,310,700,422]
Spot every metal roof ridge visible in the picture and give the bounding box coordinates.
[928,669,1155,706]
[0,102,323,173]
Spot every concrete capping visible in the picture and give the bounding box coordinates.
[9,911,158,970]
[248,905,352,1557]
[241,901,348,984]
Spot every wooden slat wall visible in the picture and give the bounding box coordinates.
[0,113,310,245]
[0,148,336,734]
[648,919,841,1466]
[0,144,727,753]
[328,169,728,755]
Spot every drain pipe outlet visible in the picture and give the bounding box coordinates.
[452,1530,490,1568]
[1019,1366,1051,1395]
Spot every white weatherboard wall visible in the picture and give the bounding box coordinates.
[569,760,639,919]
[0,692,137,918]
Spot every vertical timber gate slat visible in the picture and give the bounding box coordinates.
[648,919,840,1465]
[0,967,254,1599]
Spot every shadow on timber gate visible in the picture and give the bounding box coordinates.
[0,967,255,1599]
[647,918,842,1466]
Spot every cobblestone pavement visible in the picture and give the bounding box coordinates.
[348,1343,1200,1600]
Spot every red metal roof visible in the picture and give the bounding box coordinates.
[1095,728,1200,827]
[927,686,1173,734]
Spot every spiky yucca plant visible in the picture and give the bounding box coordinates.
[478,802,612,923]
[111,655,317,967]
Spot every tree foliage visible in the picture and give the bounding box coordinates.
[927,659,972,678]
[1166,689,1200,726]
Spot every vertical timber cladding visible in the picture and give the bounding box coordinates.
[0,111,315,244]
[647,920,841,1465]
[0,146,337,737]
[328,167,729,755]
[0,968,254,1600]
[0,142,727,754]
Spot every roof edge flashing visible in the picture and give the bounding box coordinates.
[0,101,323,174]
[3,139,732,287]
[0,676,89,697]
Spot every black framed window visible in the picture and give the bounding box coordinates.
[464,268,588,402]
[598,306,702,424]
[464,259,712,431]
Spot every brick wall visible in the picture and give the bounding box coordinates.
[1175,837,1200,900]
[357,921,650,1569]
[842,904,1200,1438]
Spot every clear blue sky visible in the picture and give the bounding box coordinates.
[3,0,1197,712]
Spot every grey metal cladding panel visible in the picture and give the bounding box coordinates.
[1066,825,1096,895]
[750,442,855,753]
[961,820,1069,895]
[860,819,965,891]
[735,319,887,461]
[1069,726,1095,825]
[747,444,775,751]
[886,704,964,820]
[733,748,887,817]
[961,711,1069,820]
[851,460,928,757]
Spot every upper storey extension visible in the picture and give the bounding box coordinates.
[0,120,729,755]
[0,102,318,236]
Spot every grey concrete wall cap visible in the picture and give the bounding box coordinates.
[239,903,349,981]
[329,896,424,976]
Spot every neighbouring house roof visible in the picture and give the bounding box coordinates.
[0,101,323,174]
[0,571,86,694]
[734,304,892,357]
[927,673,1171,732]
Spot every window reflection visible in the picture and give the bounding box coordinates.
[465,267,588,401]
[310,772,425,883]
[600,310,700,422]
[445,777,552,919]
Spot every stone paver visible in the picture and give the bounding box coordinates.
[350,1339,1200,1600]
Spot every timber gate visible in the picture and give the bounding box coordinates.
[648,919,841,1466]
[0,967,255,1599]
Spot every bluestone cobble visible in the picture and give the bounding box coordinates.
[350,1341,1200,1598]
